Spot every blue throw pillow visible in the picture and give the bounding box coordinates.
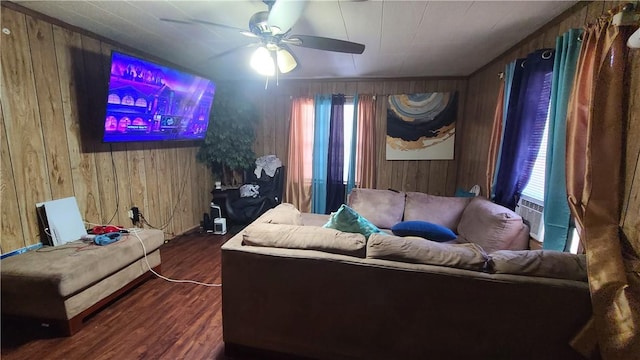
[323,204,382,239]
[391,221,457,242]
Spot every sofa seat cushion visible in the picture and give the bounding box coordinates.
[1,229,164,298]
[457,198,529,253]
[366,233,488,271]
[323,204,382,239]
[347,188,405,229]
[391,221,457,242]
[253,203,303,225]
[243,223,366,256]
[403,192,472,231]
[489,250,588,281]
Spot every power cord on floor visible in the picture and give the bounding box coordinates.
[127,228,222,288]
[84,220,221,287]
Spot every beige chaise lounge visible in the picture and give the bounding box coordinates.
[1,229,164,335]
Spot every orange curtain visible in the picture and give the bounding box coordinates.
[355,95,377,189]
[566,19,640,358]
[485,80,505,199]
[285,97,314,212]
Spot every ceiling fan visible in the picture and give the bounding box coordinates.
[161,0,365,76]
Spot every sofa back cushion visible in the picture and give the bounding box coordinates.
[253,203,303,225]
[366,233,488,271]
[457,197,529,253]
[243,223,366,256]
[489,250,587,281]
[301,213,332,227]
[403,192,471,231]
[347,188,405,229]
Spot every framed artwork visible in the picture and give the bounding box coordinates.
[386,92,458,160]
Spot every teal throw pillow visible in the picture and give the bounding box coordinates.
[323,204,382,239]
[391,220,457,242]
[455,188,476,198]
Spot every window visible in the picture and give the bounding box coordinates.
[516,102,550,243]
[568,228,580,254]
[520,119,549,203]
[303,97,355,184]
[519,111,582,253]
[494,51,584,253]
[343,99,355,183]
[300,100,315,182]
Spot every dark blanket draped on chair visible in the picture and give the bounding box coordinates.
[225,166,285,224]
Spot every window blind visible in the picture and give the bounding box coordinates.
[521,118,549,202]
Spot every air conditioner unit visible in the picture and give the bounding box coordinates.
[515,195,545,241]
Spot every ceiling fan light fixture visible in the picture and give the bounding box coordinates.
[276,48,297,73]
[270,25,282,35]
[250,46,275,76]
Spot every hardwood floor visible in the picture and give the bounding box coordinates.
[1,229,242,359]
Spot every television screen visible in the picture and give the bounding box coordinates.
[102,51,216,143]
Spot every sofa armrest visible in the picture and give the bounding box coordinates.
[457,197,529,253]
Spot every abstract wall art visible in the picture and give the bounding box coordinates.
[386,92,458,160]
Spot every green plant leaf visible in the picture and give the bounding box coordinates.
[196,84,258,179]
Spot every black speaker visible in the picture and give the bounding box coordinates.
[202,213,213,232]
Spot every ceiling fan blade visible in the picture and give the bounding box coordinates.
[268,0,307,35]
[160,17,248,33]
[159,18,195,25]
[287,35,365,54]
[189,19,248,33]
[161,17,258,38]
[240,31,260,39]
[202,42,259,63]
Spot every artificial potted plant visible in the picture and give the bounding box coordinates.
[197,85,257,186]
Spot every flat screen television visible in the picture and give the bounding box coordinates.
[102,51,216,143]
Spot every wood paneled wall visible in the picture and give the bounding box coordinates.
[250,78,467,196]
[3,1,638,255]
[1,6,213,254]
[457,1,640,253]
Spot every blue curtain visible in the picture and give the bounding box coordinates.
[493,58,525,207]
[326,95,346,213]
[543,29,582,251]
[346,95,359,196]
[491,61,516,200]
[312,95,331,214]
[494,49,555,210]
